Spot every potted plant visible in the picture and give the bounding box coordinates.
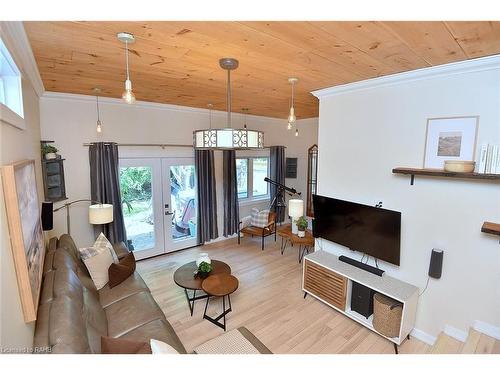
[196,261,213,279]
[296,216,308,238]
[41,144,58,160]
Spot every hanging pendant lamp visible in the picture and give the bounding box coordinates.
[193,58,264,150]
[117,32,136,104]
[93,88,103,133]
[288,77,298,124]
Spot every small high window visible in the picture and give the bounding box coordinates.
[0,37,24,126]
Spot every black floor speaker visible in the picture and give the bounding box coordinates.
[41,202,53,231]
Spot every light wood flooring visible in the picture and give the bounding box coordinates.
[136,235,499,354]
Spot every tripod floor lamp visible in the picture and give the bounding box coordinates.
[42,199,113,234]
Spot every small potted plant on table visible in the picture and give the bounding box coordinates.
[196,261,213,279]
[41,144,58,160]
[296,216,308,238]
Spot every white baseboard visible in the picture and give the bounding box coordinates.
[410,328,437,346]
[473,320,500,340]
[444,325,468,342]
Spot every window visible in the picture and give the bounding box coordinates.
[0,37,24,126]
[236,157,269,201]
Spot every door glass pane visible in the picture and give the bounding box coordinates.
[253,157,268,197]
[236,158,248,199]
[119,166,154,251]
[170,165,197,240]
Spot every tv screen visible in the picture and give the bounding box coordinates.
[313,195,401,266]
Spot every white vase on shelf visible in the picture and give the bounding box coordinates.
[196,252,211,267]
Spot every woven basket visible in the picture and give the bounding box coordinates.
[372,293,402,338]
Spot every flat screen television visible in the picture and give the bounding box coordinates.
[312,195,401,266]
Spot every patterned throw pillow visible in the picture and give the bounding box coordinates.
[79,246,115,289]
[94,232,119,263]
[251,209,270,228]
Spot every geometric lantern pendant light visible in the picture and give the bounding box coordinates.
[193,58,264,150]
[117,32,136,104]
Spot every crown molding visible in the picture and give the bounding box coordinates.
[41,91,317,123]
[0,21,45,97]
[311,54,500,99]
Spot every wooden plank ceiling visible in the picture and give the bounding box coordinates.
[24,21,500,119]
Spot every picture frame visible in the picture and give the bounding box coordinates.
[1,159,45,322]
[423,116,479,169]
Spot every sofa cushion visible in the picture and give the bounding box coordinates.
[94,232,119,263]
[105,291,165,338]
[119,318,187,354]
[79,246,115,289]
[251,209,271,228]
[98,272,149,308]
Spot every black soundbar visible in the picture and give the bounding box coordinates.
[339,255,385,276]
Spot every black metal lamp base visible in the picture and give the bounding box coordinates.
[203,294,232,331]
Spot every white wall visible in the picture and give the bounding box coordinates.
[315,60,500,339]
[40,92,318,247]
[0,78,42,350]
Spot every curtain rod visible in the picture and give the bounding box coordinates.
[82,143,283,149]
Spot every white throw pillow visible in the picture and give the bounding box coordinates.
[94,232,118,263]
[251,209,270,228]
[79,246,114,289]
[150,339,179,354]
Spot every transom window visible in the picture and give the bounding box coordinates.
[0,37,23,120]
[236,157,269,201]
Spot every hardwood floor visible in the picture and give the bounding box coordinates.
[136,235,497,354]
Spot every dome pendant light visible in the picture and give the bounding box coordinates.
[93,88,103,133]
[193,58,264,150]
[288,77,298,124]
[117,32,136,104]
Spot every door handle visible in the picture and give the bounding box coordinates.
[165,211,174,215]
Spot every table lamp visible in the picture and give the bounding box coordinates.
[288,199,304,235]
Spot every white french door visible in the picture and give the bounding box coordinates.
[119,157,198,260]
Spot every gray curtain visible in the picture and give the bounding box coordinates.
[270,145,286,222]
[89,142,127,243]
[195,150,218,243]
[223,150,239,237]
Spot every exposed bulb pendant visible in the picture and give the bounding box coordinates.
[208,103,213,129]
[117,32,136,104]
[295,128,299,137]
[288,77,298,124]
[287,122,292,130]
[94,88,103,133]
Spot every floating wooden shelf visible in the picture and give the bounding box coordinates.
[392,167,500,185]
[481,222,500,236]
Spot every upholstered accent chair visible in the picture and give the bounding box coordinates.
[238,211,277,250]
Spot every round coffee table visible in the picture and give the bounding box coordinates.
[173,260,231,316]
[202,274,239,331]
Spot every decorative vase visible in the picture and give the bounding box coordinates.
[196,252,211,267]
[298,230,305,238]
[45,153,57,160]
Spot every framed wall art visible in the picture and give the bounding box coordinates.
[423,116,479,169]
[1,159,45,322]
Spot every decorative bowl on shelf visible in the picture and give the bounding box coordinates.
[444,160,475,173]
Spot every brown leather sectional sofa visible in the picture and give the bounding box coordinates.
[34,234,187,354]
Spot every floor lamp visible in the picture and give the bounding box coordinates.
[45,199,113,235]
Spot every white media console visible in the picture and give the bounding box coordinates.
[302,251,419,352]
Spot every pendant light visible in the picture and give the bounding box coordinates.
[93,88,103,133]
[193,58,264,150]
[117,32,136,104]
[242,108,249,129]
[288,77,298,123]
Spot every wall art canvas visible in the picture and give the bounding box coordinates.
[1,159,45,322]
[423,117,479,169]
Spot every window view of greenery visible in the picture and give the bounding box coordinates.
[236,158,248,199]
[252,157,268,197]
[120,166,154,251]
[236,157,269,200]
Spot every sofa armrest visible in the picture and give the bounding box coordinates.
[112,241,130,260]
